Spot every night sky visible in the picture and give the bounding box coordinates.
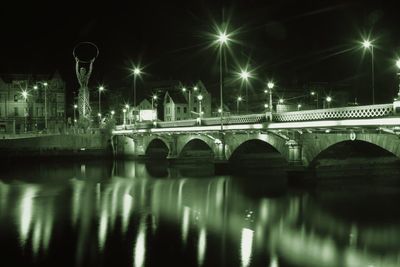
[1,0,400,106]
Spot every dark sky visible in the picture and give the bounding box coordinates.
[1,0,400,105]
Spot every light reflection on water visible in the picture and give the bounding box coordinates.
[0,159,399,267]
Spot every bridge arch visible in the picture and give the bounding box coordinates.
[303,133,400,167]
[144,136,171,159]
[177,136,217,159]
[225,133,289,162]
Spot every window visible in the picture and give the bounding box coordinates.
[183,107,187,113]
[177,107,181,113]
[14,107,18,116]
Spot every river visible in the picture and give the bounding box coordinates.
[0,159,399,267]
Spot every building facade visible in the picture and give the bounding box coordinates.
[161,80,212,121]
[0,72,66,133]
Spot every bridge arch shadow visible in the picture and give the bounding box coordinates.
[145,138,170,159]
[229,139,288,173]
[178,138,215,162]
[309,140,400,177]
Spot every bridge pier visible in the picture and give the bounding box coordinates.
[286,140,302,166]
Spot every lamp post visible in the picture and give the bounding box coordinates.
[98,85,104,118]
[362,39,375,104]
[122,108,127,125]
[267,82,274,112]
[236,96,242,114]
[197,94,203,118]
[325,96,332,108]
[73,104,77,125]
[151,95,158,110]
[310,91,319,109]
[182,87,192,118]
[239,69,251,114]
[297,104,302,111]
[216,29,229,130]
[22,90,28,132]
[43,82,48,130]
[132,67,141,121]
[125,104,130,124]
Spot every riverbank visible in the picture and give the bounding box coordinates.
[0,133,112,159]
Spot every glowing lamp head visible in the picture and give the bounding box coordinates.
[152,95,158,100]
[267,82,274,89]
[396,59,400,69]
[239,70,250,81]
[182,87,187,92]
[279,98,284,104]
[122,108,127,113]
[197,95,203,101]
[264,103,269,108]
[97,113,101,117]
[111,110,115,115]
[73,104,78,109]
[310,91,316,96]
[193,86,198,91]
[99,86,105,92]
[326,96,332,102]
[218,108,222,113]
[33,85,38,90]
[43,82,48,87]
[237,96,242,102]
[125,104,129,109]
[22,91,28,99]
[217,31,228,45]
[133,67,141,76]
[362,39,372,49]
[297,104,302,108]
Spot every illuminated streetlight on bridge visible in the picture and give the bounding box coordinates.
[236,96,243,114]
[267,82,274,112]
[238,67,253,113]
[361,38,375,104]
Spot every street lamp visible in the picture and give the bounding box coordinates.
[151,95,158,110]
[215,28,230,129]
[310,91,319,109]
[197,94,203,118]
[267,82,274,112]
[125,104,130,124]
[132,66,142,112]
[236,96,242,114]
[122,108,127,125]
[325,96,332,108]
[238,69,252,113]
[297,104,302,111]
[73,104,78,125]
[98,85,104,119]
[182,87,192,117]
[279,98,284,104]
[22,90,28,132]
[362,39,375,104]
[43,82,48,130]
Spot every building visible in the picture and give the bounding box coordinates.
[162,80,212,121]
[164,90,189,121]
[0,72,66,133]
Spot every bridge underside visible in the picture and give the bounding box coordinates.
[113,127,400,177]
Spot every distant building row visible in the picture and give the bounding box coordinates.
[0,72,66,133]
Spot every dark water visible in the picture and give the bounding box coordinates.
[0,159,399,267]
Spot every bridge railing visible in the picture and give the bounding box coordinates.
[114,103,395,131]
[272,103,394,122]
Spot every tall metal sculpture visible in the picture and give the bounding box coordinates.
[73,42,99,121]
